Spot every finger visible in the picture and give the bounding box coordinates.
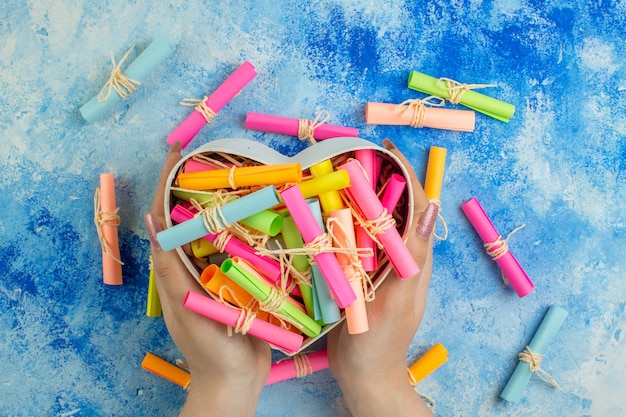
[382,138,429,223]
[151,141,183,224]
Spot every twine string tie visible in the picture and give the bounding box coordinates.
[298,110,331,145]
[395,96,445,128]
[97,45,141,103]
[93,188,124,265]
[180,96,217,124]
[436,77,496,105]
[518,346,562,391]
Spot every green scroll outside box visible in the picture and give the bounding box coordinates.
[407,71,515,122]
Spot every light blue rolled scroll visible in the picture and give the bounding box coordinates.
[80,37,172,123]
[500,305,568,403]
[308,198,341,324]
[157,185,280,252]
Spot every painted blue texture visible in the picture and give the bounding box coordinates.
[1,1,625,416]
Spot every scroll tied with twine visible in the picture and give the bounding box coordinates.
[484,224,525,284]
[93,188,124,265]
[97,45,141,103]
[518,346,562,391]
[394,96,446,128]
[436,77,496,105]
[298,110,331,145]
[180,97,217,124]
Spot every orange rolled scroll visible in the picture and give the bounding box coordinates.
[366,102,475,132]
[177,163,302,190]
[95,173,123,285]
[408,342,448,384]
[142,353,190,389]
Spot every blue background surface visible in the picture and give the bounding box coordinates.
[1,1,625,416]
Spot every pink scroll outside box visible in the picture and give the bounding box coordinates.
[460,197,534,298]
[354,149,377,272]
[339,160,419,280]
[183,291,303,354]
[380,173,407,213]
[245,112,359,140]
[167,61,257,149]
[280,185,356,309]
[169,205,284,287]
[365,102,475,132]
[265,350,329,385]
[330,208,368,334]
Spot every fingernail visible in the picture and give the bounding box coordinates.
[415,203,439,240]
[144,213,163,249]
[170,141,182,153]
[382,138,396,150]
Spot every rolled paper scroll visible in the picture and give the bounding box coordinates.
[408,343,448,385]
[190,237,219,258]
[265,350,330,385]
[245,111,359,141]
[500,306,568,402]
[146,257,162,317]
[171,191,282,236]
[407,71,515,122]
[309,160,345,214]
[365,102,475,132]
[424,146,448,240]
[166,61,257,148]
[296,169,350,200]
[170,204,282,284]
[177,163,302,190]
[232,257,306,314]
[380,173,407,214]
[280,185,356,308]
[220,258,321,338]
[460,197,534,297]
[330,208,368,334]
[308,199,341,325]
[95,173,123,285]
[183,290,304,354]
[424,147,447,201]
[339,160,419,280]
[201,264,293,330]
[354,149,378,272]
[157,185,280,251]
[80,38,173,123]
[280,214,314,317]
[142,353,190,389]
[184,159,217,173]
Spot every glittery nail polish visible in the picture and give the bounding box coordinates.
[415,203,439,240]
[144,213,163,249]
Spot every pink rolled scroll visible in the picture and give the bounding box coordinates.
[339,160,419,280]
[366,102,475,132]
[354,149,377,272]
[169,205,283,284]
[460,197,534,298]
[184,159,217,173]
[183,290,303,354]
[330,208,368,334]
[265,350,329,385]
[245,112,358,140]
[380,173,407,213]
[280,185,356,308]
[167,61,257,148]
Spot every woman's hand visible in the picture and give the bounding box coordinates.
[144,142,271,417]
[326,138,437,417]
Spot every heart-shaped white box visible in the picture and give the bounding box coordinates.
[163,137,415,353]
